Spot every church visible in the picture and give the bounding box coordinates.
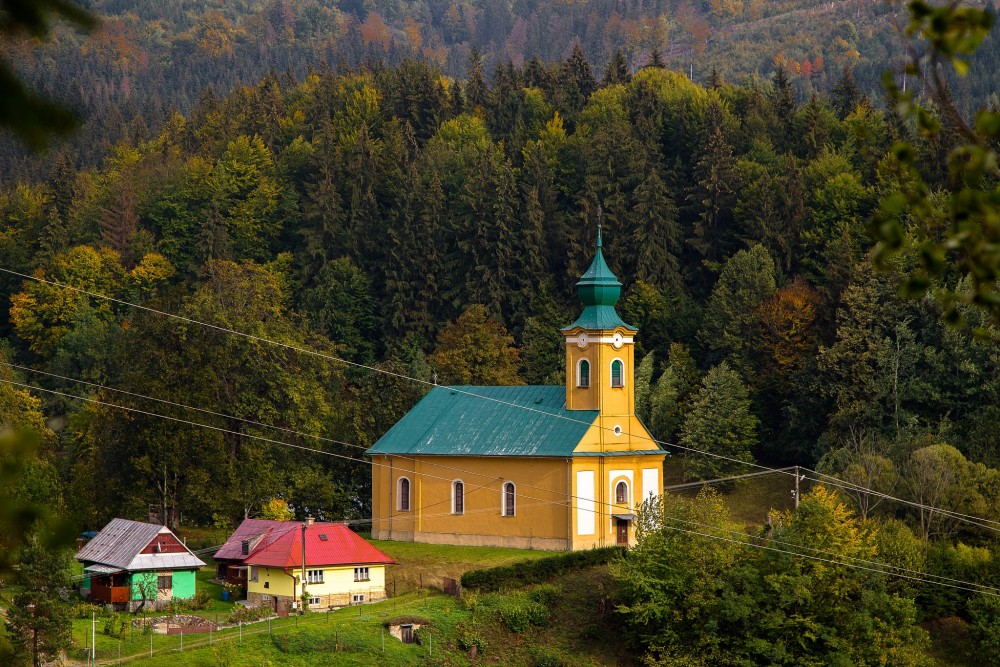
[367,232,667,550]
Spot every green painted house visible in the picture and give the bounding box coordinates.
[76,518,205,611]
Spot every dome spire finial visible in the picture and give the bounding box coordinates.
[596,204,603,249]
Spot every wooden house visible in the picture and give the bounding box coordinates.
[75,518,205,611]
[368,231,667,550]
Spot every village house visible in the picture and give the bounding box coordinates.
[368,232,667,550]
[75,518,206,611]
[232,518,395,613]
[213,518,289,594]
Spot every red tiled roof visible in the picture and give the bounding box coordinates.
[242,523,395,569]
[214,519,293,561]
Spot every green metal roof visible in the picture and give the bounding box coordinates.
[366,386,598,457]
[562,227,636,332]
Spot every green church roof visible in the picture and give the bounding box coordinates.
[562,226,636,332]
[366,386,598,457]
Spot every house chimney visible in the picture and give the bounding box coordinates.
[305,515,314,526]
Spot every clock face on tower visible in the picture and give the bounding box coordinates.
[612,332,624,349]
[577,333,588,349]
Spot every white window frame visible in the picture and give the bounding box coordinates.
[577,358,591,388]
[309,596,321,606]
[452,479,465,515]
[502,481,516,517]
[354,566,370,582]
[397,476,411,512]
[353,593,366,603]
[307,569,324,584]
[615,480,629,504]
[249,566,259,583]
[610,358,625,388]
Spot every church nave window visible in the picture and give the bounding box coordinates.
[453,480,464,514]
[610,359,624,388]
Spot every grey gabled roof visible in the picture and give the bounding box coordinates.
[366,386,598,457]
[74,518,205,571]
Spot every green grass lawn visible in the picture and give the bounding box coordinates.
[370,539,552,595]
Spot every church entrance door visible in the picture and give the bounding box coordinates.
[616,519,629,546]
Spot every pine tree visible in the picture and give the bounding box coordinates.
[6,537,73,667]
[686,113,737,267]
[646,47,665,69]
[465,48,490,113]
[558,42,595,113]
[680,362,758,480]
[300,162,346,283]
[99,178,139,266]
[832,66,865,119]
[630,161,681,291]
[602,49,630,85]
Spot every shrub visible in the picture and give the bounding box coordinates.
[499,596,548,633]
[226,604,272,625]
[461,546,624,591]
[102,613,128,639]
[528,584,560,606]
[532,646,567,667]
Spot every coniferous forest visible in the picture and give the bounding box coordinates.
[5,1,1000,665]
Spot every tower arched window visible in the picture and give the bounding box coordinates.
[398,477,410,512]
[611,359,625,388]
[503,482,516,516]
[578,359,591,388]
[453,481,464,515]
[616,481,628,504]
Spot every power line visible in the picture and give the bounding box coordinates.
[0,266,796,479]
[8,270,1000,594]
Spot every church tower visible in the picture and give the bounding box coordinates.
[561,229,641,449]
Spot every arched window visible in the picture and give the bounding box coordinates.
[503,482,516,517]
[616,481,628,504]
[453,481,464,514]
[578,359,591,388]
[398,477,410,512]
[611,359,624,388]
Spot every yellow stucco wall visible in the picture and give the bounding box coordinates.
[372,451,665,550]
[248,565,387,599]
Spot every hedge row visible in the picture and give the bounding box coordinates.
[461,546,625,591]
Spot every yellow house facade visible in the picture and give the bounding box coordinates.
[368,231,667,550]
[240,520,394,612]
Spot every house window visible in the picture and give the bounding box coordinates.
[241,540,250,556]
[616,481,629,504]
[503,482,515,517]
[250,566,259,583]
[309,597,321,606]
[307,569,324,584]
[354,567,369,582]
[157,574,172,590]
[262,595,270,602]
[578,359,591,388]
[264,581,269,589]
[453,480,464,514]
[611,359,624,388]
[398,477,410,512]
[353,594,365,603]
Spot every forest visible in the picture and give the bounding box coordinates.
[3,0,1000,662]
[4,0,1000,181]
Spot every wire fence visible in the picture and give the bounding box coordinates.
[73,593,441,666]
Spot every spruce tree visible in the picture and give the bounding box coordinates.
[680,362,758,480]
[602,49,630,85]
[465,48,490,112]
[630,161,681,291]
[559,42,595,113]
[6,537,72,667]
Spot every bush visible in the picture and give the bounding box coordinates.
[527,584,560,606]
[456,626,487,653]
[102,613,128,639]
[968,594,1000,656]
[532,646,567,667]
[226,604,272,625]
[461,546,624,591]
[499,596,548,633]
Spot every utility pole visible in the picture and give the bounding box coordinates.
[91,611,96,666]
[794,465,800,510]
[300,516,311,613]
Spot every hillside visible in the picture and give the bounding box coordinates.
[4,0,1000,179]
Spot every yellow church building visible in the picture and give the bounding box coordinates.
[367,231,667,550]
